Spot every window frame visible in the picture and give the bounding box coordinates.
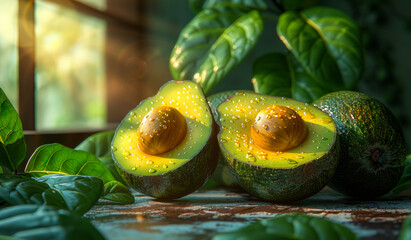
[17,0,147,162]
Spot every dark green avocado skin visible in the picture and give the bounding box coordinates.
[313,91,407,199]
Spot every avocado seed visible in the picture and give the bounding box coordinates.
[137,106,187,155]
[251,105,307,152]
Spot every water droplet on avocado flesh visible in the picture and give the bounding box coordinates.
[217,93,336,169]
[216,92,339,202]
[112,81,213,177]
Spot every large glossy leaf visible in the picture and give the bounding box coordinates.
[37,174,103,214]
[213,214,358,240]
[170,5,263,95]
[75,131,126,185]
[25,143,115,182]
[0,89,26,172]
[392,155,411,194]
[277,7,363,91]
[0,205,105,240]
[25,143,133,204]
[252,52,328,102]
[189,0,267,13]
[0,174,103,215]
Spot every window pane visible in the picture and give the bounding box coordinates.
[35,0,106,130]
[0,0,18,110]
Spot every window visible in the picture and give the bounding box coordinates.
[0,0,191,134]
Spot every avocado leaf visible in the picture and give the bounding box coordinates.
[25,143,134,204]
[391,155,411,194]
[170,5,263,95]
[189,0,268,13]
[213,214,358,240]
[252,52,328,102]
[25,143,115,181]
[101,180,135,204]
[75,130,126,185]
[277,7,363,92]
[0,174,103,215]
[0,89,27,172]
[0,205,105,240]
[399,215,411,240]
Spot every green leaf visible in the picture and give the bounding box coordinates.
[36,174,103,214]
[252,52,328,102]
[75,131,126,185]
[392,155,411,194]
[0,89,26,172]
[0,174,103,215]
[399,215,411,240]
[0,205,105,240]
[213,214,358,240]
[25,143,115,183]
[170,5,263,95]
[25,143,134,204]
[277,7,364,91]
[189,0,268,14]
[101,180,134,204]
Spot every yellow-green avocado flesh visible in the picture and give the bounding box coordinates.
[216,92,339,202]
[112,80,219,199]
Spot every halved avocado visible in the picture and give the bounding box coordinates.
[112,80,219,200]
[313,91,407,199]
[216,92,339,202]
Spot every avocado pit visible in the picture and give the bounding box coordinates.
[137,106,187,155]
[250,104,308,152]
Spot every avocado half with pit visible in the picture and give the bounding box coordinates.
[112,80,219,200]
[313,91,407,199]
[216,92,340,202]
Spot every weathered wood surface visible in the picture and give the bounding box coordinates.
[86,187,411,240]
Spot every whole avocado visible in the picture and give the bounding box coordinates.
[313,91,407,199]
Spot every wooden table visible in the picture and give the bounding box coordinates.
[86,187,411,240]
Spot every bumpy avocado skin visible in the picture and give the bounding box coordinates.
[118,122,219,200]
[208,90,253,188]
[313,91,407,199]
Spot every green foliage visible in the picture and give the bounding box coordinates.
[0,174,103,215]
[252,53,327,102]
[25,143,115,180]
[75,130,127,185]
[213,214,359,240]
[399,215,411,240]
[25,143,134,204]
[0,205,105,240]
[392,155,411,194]
[169,4,264,95]
[277,7,363,91]
[0,89,26,172]
[171,1,364,102]
[102,180,135,203]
